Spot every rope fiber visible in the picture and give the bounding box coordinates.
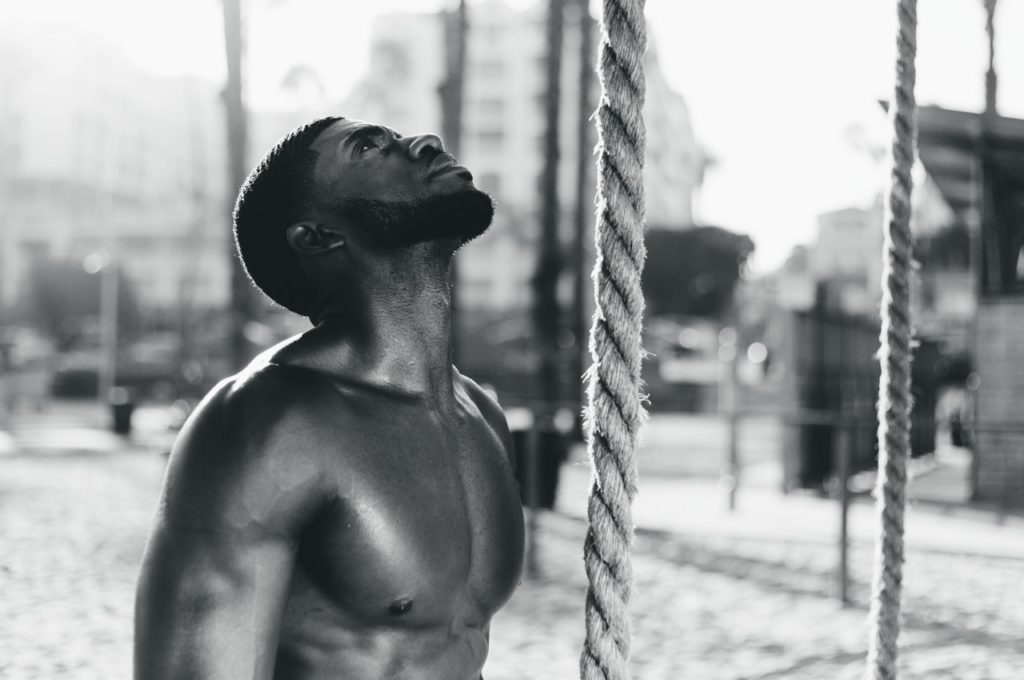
[580,1,647,679]
[577,1,917,677]
[867,1,918,678]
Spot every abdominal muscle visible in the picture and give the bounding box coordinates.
[274,618,488,680]
[273,570,490,680]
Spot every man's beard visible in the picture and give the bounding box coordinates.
[336,189,495,251]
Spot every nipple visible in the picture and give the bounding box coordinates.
[388,598,414,616]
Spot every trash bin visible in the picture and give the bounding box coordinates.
[110,386,135,435]
[798,422,834,492]
[507,408,569,510]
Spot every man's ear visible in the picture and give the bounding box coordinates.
[285,222,346,255]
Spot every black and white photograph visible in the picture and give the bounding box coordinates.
[1,0,1022,678]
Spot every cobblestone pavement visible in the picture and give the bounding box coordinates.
[2,451,1022,679]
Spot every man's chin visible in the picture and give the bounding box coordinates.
[447,188,495,247]
[343,190,495,251]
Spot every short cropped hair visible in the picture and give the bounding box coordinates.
[233,116,343,316]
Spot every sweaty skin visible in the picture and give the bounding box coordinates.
[134,120,525,680]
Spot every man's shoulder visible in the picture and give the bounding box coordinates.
[163,365,339,527]
[453,371,519,480]
[454,370,516,454]
[454,370,505,426]
[183,363,330,441]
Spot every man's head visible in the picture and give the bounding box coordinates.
[233,117,494,317]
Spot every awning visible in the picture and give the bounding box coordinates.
[897,104,1024,294]
[914,105,1024,219]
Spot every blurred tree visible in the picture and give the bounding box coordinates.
[532,0,566,411]
[25,259,140,352]
[440,0,468,363]
[985,0,998,116]
[642,226,755,319]
[222,0,254,370]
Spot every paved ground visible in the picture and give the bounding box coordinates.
[0,451,161,679]
[488,507,1024,679]
[1,405,1022,679]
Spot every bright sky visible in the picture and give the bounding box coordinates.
[9,0,1024,271]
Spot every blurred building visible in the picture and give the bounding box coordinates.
[0,22,229,314]
[770,173,962,320]
[914,104,1024,505]
[341,0,703,312]
[808,203,885,316]
[769,245,816,311]
[760,203,886,319]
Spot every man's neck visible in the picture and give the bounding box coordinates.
[308,245,458,408]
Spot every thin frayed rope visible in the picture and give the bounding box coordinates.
[867,1,918,678]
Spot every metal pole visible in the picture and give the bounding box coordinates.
[0,155,10,425]
[719,331,740,511]
[984,0,998,117]
[440,0,467,363]
[98,254,119,404]
[727,359,740,512]
[222,0,251,371]
[524,418,541,579]
[98,177,119,406]
[835,421,851,606]
[532,0,566,414]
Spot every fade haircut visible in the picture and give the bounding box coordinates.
[233,116,343,316]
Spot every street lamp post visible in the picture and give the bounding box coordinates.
[98,252,119,405]
[85,248,119,407]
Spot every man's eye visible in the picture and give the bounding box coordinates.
[357,139,380,154]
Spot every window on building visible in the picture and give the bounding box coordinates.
[376,40,410,80]
[475,60,504,81]
[477,130,504,151]
[478,97,505,119]
[480,23,502,43]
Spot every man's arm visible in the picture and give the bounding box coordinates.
[135,377,326,680]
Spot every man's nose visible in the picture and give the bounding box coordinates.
[407,134,445,159]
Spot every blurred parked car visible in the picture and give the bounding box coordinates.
[51,333,184,401]
[0,327,56,412]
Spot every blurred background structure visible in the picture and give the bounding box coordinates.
[2,0,1024,678]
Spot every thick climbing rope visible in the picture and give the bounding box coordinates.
[867,1,918,678]
[580,0,646,678]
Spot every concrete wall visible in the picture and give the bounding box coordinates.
[972,297,1024,504]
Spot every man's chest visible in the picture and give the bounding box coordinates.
[288,411,525,627]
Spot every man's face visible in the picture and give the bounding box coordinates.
[310,119,493,249]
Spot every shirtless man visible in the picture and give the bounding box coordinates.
[134,117,525,679]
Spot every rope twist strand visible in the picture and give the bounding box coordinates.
[868,1,918,678]
[580,0,647,679]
